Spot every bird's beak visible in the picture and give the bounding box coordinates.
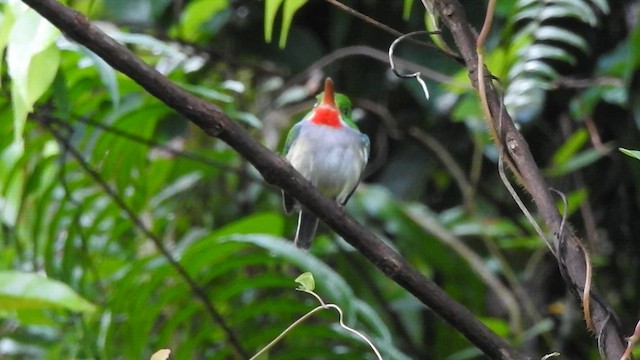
[321,78,337,109]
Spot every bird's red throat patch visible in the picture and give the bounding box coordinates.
[310,105,341,128]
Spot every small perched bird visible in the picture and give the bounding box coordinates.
[282,78,370,249]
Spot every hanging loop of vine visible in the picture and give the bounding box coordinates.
[388,31,441,101]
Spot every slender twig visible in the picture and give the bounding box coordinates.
[53,115,257,179]
[325,0,403,38]
[39,117,249,359]
[620,320,640,360]
[76,118,231,167]
[323,0,454,57]
[251,289,383,360]
[541,352,561,360]
[281,45,463,94]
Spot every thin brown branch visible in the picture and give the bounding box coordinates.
[23,1,526,359]
[54,116,253,177]
[323,0,460,61]
[427,0,629,357]
[282,45,465,94]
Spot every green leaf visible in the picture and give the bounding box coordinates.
[537,26,589,52]
[212,212,285,238]
[541,3,597,25]
[264,0,284,44]
[0,271,95,313]
[403,0,414,20]
[295,272,315,291]
[0,4,17,83]
[6,5,60,142]
[545,147,608,177]
[590,0,610,13]
[522,43,577,65]
[620,148,640,161]
[78,47,120,106]
[178,82,234,102]
[556,188,588,216]
[279,0,307,48]
[479,317,510,337]
[179,0,228,42]
[508,60,558,79]
[150,172,203,207]
[552,128,589,165]
[226,235,356,315]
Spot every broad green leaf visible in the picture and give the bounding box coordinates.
[212,212,285,238]
[6,7,60,103]
[279,0,307,48]
[295,272,315,291]
[226,235,356,316]
[0,5,17,83]
[0,271,95,313]
[6,6,60,142]
[24,43,60,104]
[620,148,640,161]
[264,0,284,44]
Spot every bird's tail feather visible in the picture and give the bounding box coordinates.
[294,211,319,250]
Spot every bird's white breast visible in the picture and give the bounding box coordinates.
[286,124,366,203]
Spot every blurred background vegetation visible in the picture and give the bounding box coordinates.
[1,0,639,359]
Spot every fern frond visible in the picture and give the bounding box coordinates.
[504,0,610,122]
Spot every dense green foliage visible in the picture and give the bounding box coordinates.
[1,0,640,359]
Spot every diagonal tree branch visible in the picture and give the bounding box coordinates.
[21,0,525,358]
[427,0,629,358]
